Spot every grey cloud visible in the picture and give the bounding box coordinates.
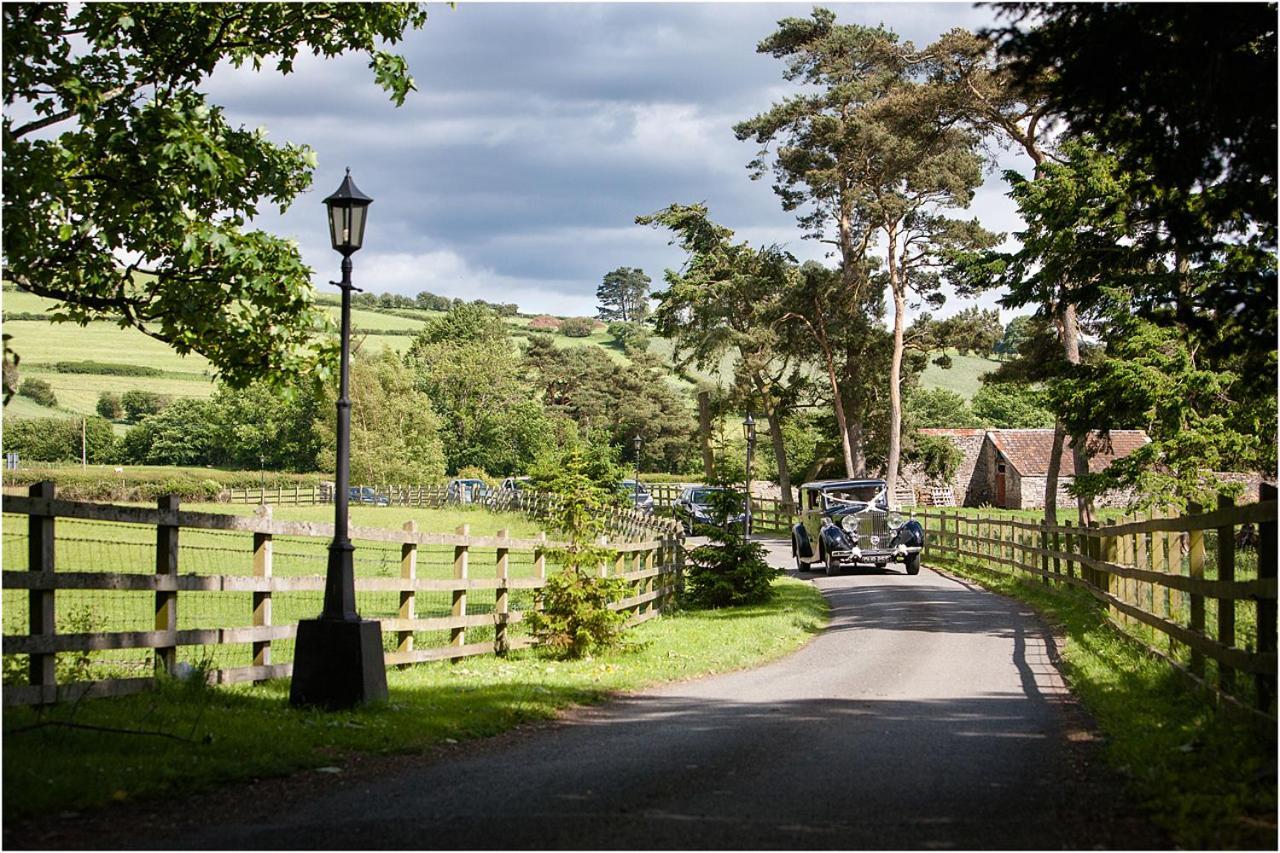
[217,3,1017,318]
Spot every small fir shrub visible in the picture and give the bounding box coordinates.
[18,378,57,407]
[96,392,123,420]
[525,440,629,658]
[529,569,628,659]
[683,484,778,608]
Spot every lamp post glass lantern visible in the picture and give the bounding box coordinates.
[742,414,756,537]
[289,169,387,709]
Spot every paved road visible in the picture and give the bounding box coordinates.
[134,542,1159,849]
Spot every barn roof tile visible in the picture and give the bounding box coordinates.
[987,429,1149,476]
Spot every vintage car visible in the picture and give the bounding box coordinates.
[791,479,924,575]
[674,485,747,535]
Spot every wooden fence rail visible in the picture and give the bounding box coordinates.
[916,488,1277,718]
[645,483,797,535]
[1,483,683,707]
[223,484,679,545]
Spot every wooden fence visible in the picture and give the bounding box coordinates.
[222,484,677,544]
[916,488,1277,717]
[645,483,796,535]
[1,483,682,707]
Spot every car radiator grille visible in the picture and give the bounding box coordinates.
[847,511,890,549]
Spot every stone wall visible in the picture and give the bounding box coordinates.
[903,430,987,506]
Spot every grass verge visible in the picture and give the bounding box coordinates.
[2,576,827,820]
[930,555,1276,849]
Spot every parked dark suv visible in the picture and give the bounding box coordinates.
[674,485,747,535]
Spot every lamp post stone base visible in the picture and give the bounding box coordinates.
[289,618,388,709]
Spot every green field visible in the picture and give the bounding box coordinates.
[3,319,213,373]
[919,351,1000,400]
[4,286,995,438]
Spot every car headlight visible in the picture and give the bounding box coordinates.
[841,516,858,534]
[887,511,905,529]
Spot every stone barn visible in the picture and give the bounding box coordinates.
[912,428,1151,510]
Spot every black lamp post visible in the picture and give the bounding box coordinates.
[632,434,642,508]
[742,413,756,538]
[290,169,388,709]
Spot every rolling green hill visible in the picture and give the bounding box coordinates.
[3,288,996,435]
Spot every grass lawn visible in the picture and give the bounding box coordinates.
[1,576,827,820]
[930,555,1276,849]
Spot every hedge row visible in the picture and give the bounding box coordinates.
[54,361,163,377]
[3,466,327,503]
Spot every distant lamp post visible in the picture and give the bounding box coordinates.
[632,434,642,509]
[742,413,756,537]
[290,169,387,709]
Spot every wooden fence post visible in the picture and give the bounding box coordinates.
[495,529,509,655]
[452,524,469,651]
[399,520,417,662]
[1039,522,1050,585]
[1256,483,1276,713]
[28,481,56,690]
[252,505,273,677]
[1051,520,1061,582]
[643,547,655,616]
[1097,524,1116,620]
[155,495,179,677]
[1187,501,1206,679]
[1133,513,1149,623]
[1215,494,1236,694]
[533,532,547,614]
[1063,519,1074,580]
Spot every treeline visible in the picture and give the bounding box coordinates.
[2,303,700,483]
[327,289,521,317]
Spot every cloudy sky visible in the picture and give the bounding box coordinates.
[207,1,1032,320]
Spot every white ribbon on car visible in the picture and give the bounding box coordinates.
[824,486,887,515]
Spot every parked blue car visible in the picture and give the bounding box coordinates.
[348,486,390,506]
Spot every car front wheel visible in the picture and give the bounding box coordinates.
[823,542,838,576]
[904,553,921,575]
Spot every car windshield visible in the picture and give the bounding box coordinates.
[822,485,885,509]
[688,488,721,505]
[622,481,650,496]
